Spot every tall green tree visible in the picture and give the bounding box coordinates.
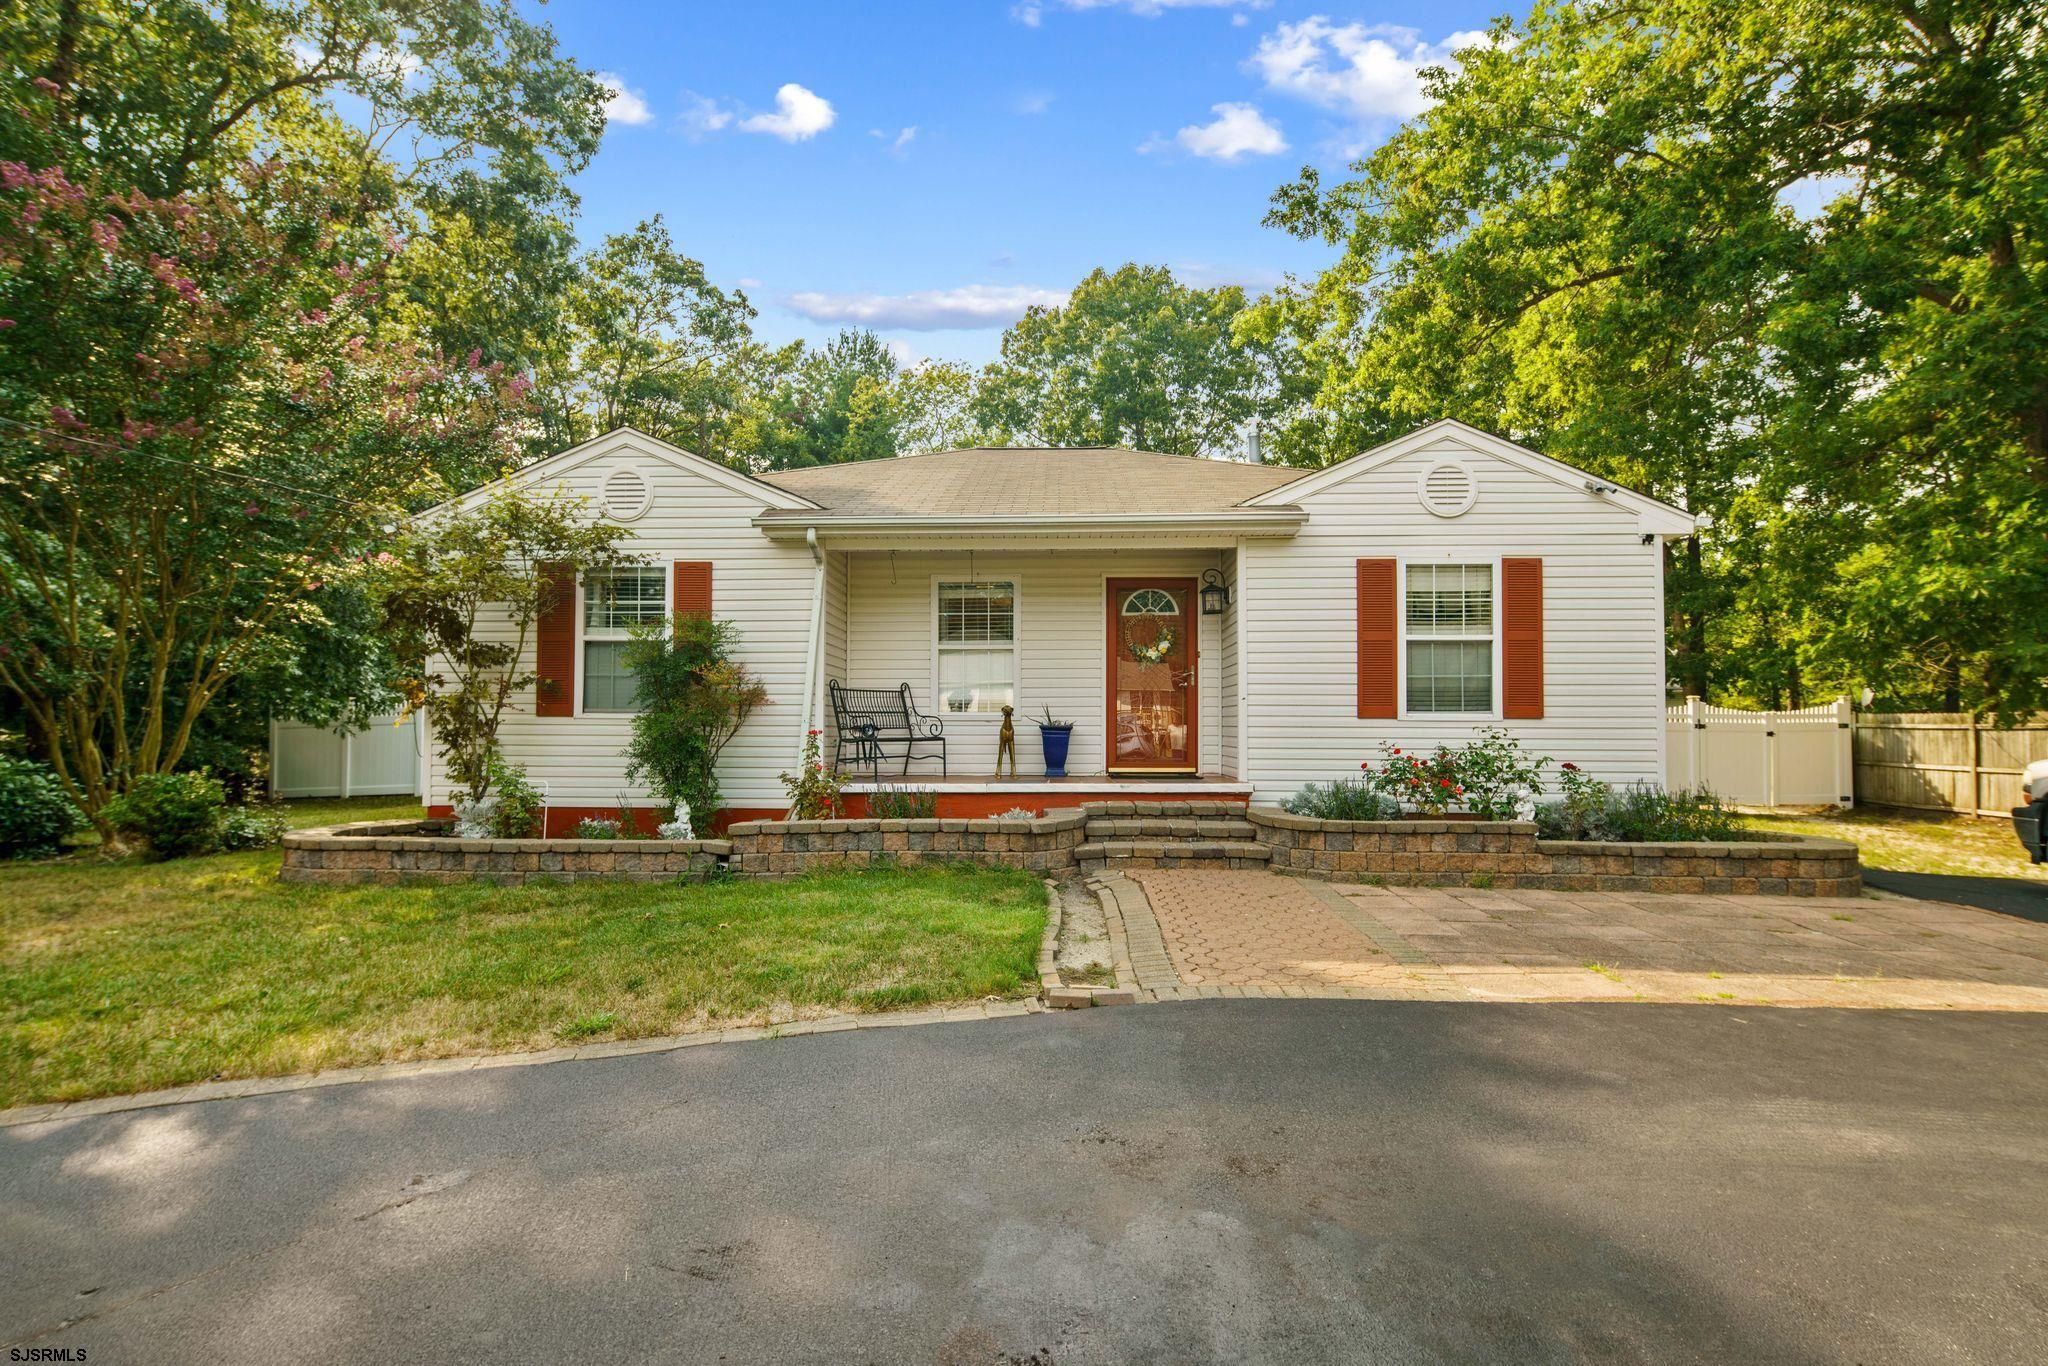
[1256,0,2047,712]
[5,0,609,377]
[977,265,1279,457]
[0,155,526,830]
[528,216,763,460]
[755,329,905,469]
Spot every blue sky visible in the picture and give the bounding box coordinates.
[543,0,1506,365]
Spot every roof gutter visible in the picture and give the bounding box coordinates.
[752,509,1308,539]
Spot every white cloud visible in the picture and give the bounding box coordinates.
[1018,0,1271,21]
[870,126,918,154]
[1145,102,1287,161]
[739,83,836,142]
[782,284,1068,331]
[596,73,653,127]
[1249,19,1497,121]
[1013,90,1055,116]
[676,92,734,139]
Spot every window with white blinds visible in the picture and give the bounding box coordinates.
[1405,563,1493,714]
[582,566,666,712]
[935,581,1017,714]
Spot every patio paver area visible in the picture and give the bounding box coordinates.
[1122,869,2048,1009]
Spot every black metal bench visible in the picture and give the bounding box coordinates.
[827,681,947,778]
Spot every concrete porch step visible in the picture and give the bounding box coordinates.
[1085,817,1259,841]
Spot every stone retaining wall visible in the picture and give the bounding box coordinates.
[1246,808,1861,895]
[280,820,729,886]
[280,807,1862,896]
[724,811,1088,876]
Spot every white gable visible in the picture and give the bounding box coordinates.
[1249,419,1694,537]
[426,426,820,518]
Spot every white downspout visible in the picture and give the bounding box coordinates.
[799,526,826,764]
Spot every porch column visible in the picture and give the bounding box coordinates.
[1236,539,1251,788]
[798,526,825,764]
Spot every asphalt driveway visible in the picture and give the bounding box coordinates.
[3,1002,2044,1364]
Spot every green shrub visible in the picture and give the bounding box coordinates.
[1533,777,1744,843]
[485,753,545,839]
[1283,778,1401,820]
[869,786,939,819]
[622,615,770,828]
[571,817,624,840]
[219,805,288,850]
[106,772,226,858]
[0,755,85,857]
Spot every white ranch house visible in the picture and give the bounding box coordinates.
[421,420,1694,830]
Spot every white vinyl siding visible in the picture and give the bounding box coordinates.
[1241,433,1665,805]
[422,432,818,810]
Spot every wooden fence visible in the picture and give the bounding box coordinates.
[1852,713,2048,817]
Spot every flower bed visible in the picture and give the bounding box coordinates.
[280,820,730,886]
[724,811,1088,877]
[1247,808,1861,895]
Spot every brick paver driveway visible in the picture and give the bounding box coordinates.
[1119,869,2048,1010]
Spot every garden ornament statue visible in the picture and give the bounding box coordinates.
[997,705,1018,778]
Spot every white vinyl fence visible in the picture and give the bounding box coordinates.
[269,711,423,798]
[1664,696,1853,809]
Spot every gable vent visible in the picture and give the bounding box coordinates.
[600,468,651,521]
[1417,459,1477,518]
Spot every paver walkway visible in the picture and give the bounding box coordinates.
[1120,869,2048,1010]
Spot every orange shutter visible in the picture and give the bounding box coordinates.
[1501,557,1544,719]
[673,561,713,621]
[535,561,576,717]
[1356,558,1398,718]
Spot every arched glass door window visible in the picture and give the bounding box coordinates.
[1121,588,1179,616]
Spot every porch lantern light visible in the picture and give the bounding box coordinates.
[1199,568,1230,616]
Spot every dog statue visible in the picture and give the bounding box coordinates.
[997,704,1018,778]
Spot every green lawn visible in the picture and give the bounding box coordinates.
[276,794,431,829]
[1740,806,2045,881]
[1,802,1046,1107]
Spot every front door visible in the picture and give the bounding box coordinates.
[1106,578,1197,773]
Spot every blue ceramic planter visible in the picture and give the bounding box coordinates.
[1038,725,1074,778]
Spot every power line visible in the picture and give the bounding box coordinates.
[0,413,393,513]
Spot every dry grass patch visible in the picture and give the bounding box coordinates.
[0,841,1045,1107]
[1740,806,2045,881]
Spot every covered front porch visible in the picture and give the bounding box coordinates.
[770,513,1299,811]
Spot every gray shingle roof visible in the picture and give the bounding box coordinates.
[754,447,1304,517]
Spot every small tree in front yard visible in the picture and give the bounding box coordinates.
[374,486,638,801]
[620,614,769,827]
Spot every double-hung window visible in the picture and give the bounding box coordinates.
[582,566,666,712]
[935,581,1017,714]
[1405,563,1493,714]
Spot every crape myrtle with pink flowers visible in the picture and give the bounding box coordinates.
[0,145,534,836]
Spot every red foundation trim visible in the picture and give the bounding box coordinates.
[839,791,1249,819]
[426,790,1245,835]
